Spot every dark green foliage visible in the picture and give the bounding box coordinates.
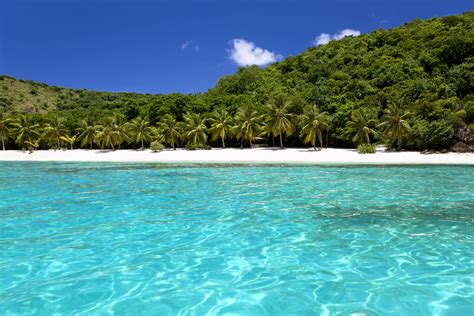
[184,142,211,150]
[465,101,474,124]
[124,102,140,120]
[413,120,455,150]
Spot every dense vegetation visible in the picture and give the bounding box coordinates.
[1,12,473,151]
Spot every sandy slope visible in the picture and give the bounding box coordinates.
[1,148,473,164]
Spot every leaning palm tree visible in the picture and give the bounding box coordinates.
[347,108,377,145]
[13,115,40,150]
[265,96,294,149]
[378,105,411,150]
[208,109,233,148]
[76,119,97,150]
[42,116,67,149]
[126,117,154,150]
[181,113,208,146]
[158,114,181,150]
[234,105,262,149]
[95,119,119,150]
[60,134,79,150]
[24,138,41,153]
[0,117,13,151]
[299,105,330,151]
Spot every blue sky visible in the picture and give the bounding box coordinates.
[0,0,472,94]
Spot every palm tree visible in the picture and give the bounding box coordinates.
[76,119,97,150]
[234,105,262,148]
[347,109,377,145]
[126,117,154,150]
[43,116,67,149]
[95,119,119,150]
[378,105,411,150]
[265,96,294,149]
[324,114,333,148]
[209,109,233,148]
[181,113,208,146]
[158,114,181,150]
[0,117,13,151]
[24,138,41,153]
[60,134,78,150]
[13,115,40,150]
[112,116,129,149]
[299,105,330,151]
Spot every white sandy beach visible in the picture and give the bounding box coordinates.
[0,147,473,164]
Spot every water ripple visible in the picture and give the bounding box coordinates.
[0,162,473,315]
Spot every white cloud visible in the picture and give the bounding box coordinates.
[334,29,361,40]
[313,28,361,46]
[314,33,332,46]
[229,39,282,67]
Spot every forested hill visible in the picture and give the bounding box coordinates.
[0,11,473,150]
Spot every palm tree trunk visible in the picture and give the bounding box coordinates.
[141,139,144,150]
[222,137,225,149]
[326,131,329,149]
[90,138,93,150]
[279,130,283,149]
[240,138,243,149]
[397,136,401,151]
[57,137,60,149]
[110,139,115,150]
[313,135,316,151]
[70,143,73,150]
[1,134,5,151]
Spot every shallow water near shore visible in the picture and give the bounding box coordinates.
[0,162,473,315]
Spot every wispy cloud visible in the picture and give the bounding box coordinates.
[181,40,200,52]
[181,40,192,51]
[228,39,281,67]
[313,28,361,46]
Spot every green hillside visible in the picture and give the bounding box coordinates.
[1,11,473,150]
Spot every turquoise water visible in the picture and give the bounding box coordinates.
[0,163,473,315]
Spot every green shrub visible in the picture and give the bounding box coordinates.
[357,143,376,154]
[185,142,211,150]
[413,120,454,150]
[150,141,164,152]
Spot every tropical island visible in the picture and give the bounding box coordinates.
[1,12,473,163]
[2,3,474,315]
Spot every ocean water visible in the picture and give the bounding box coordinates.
[0,162,473,315]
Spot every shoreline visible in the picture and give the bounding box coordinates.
[1,148,473,165]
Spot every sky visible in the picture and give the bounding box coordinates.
[0,0,472,94]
